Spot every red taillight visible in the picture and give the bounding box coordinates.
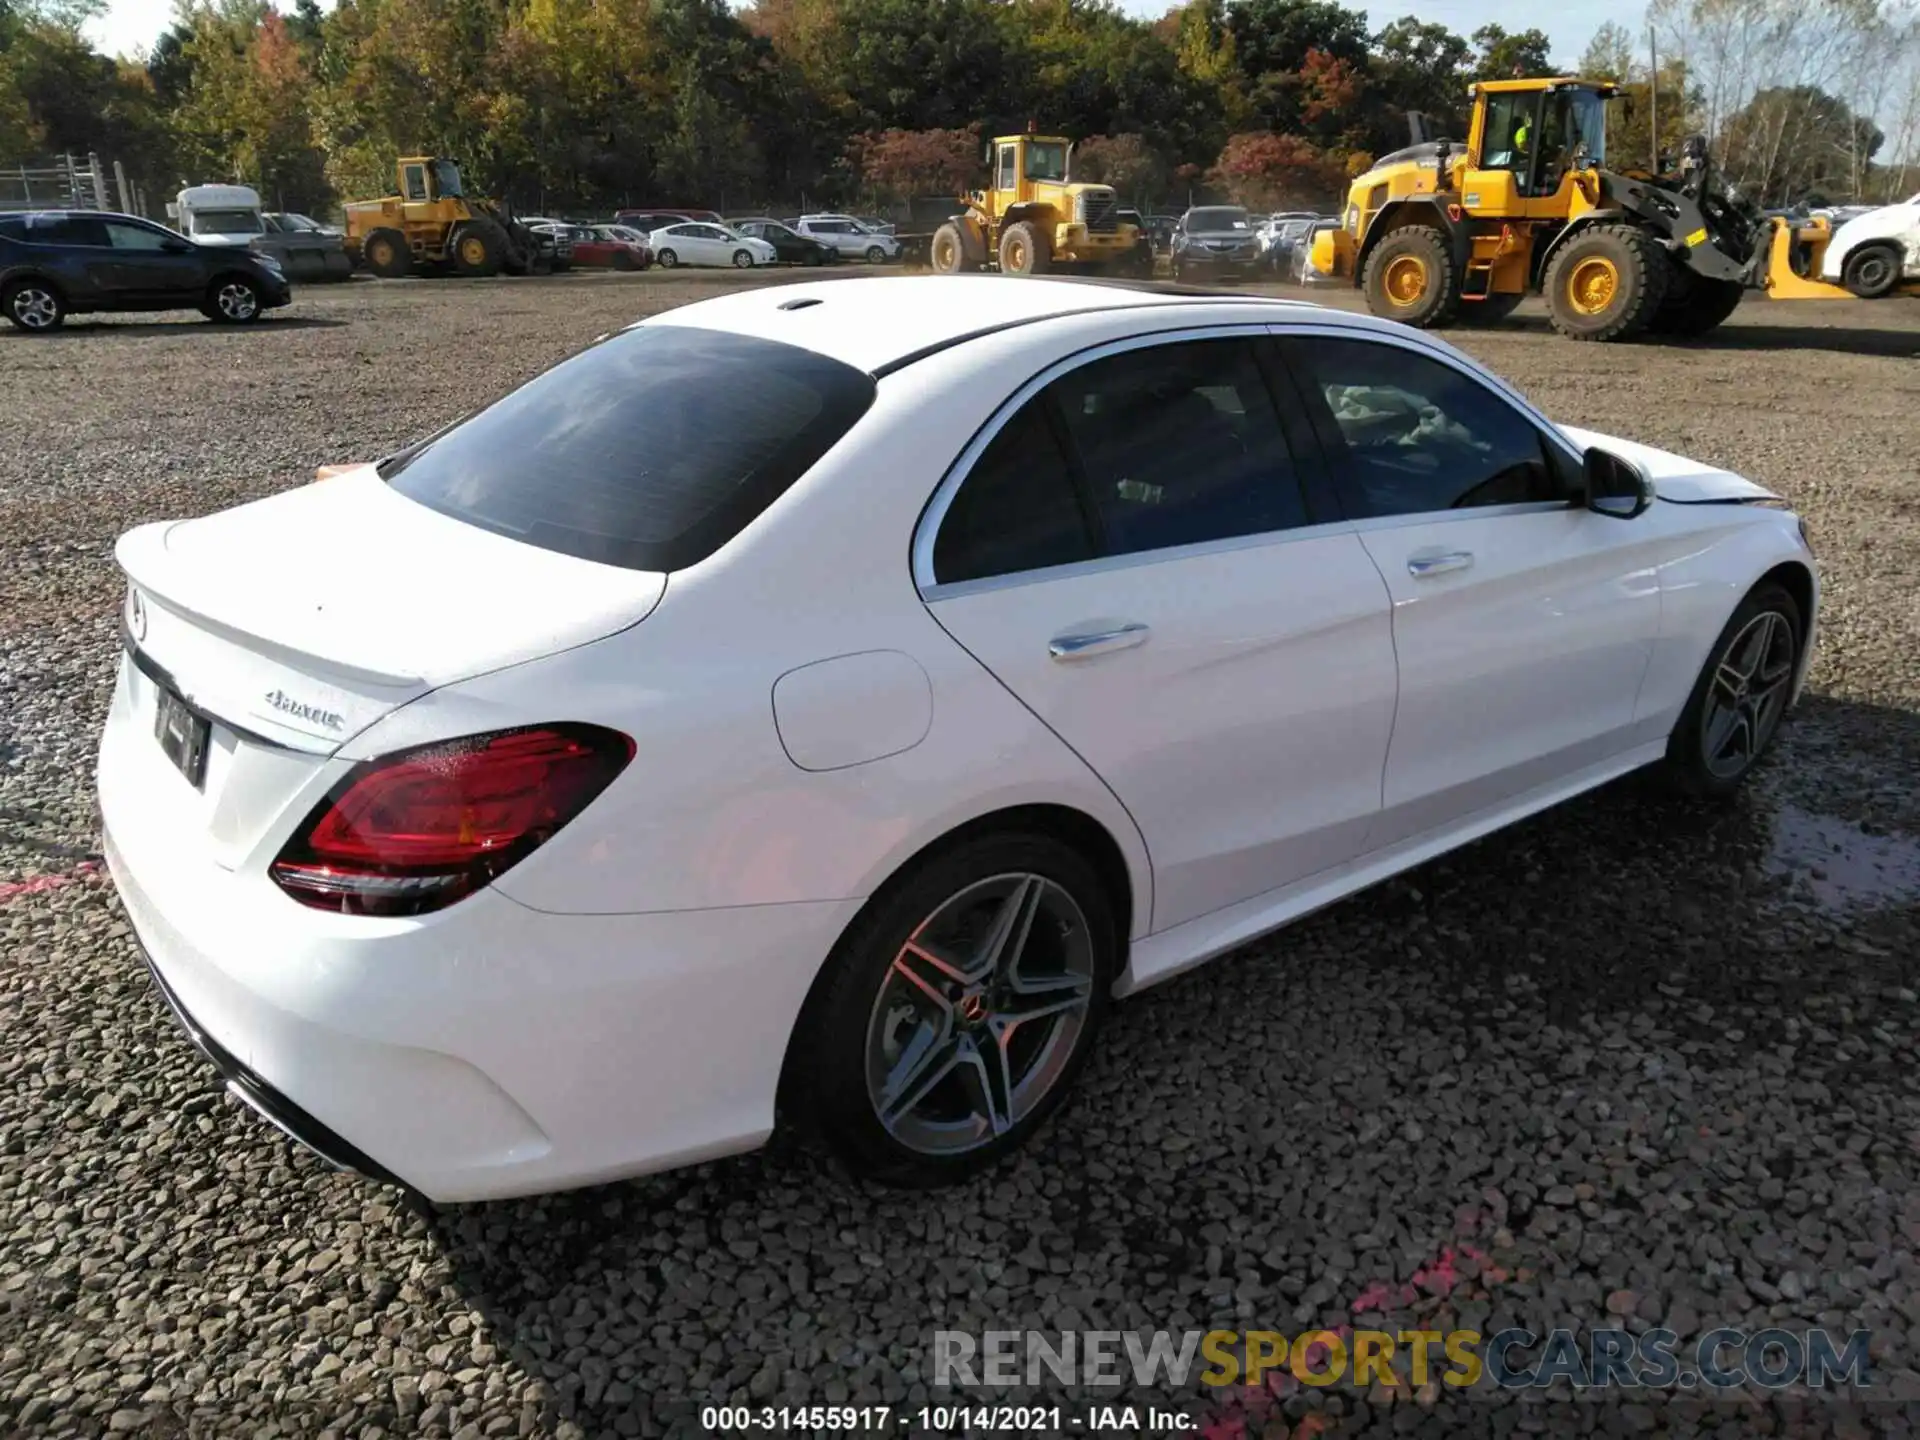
[270,724,634,916]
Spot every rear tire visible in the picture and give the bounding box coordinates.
[998,220,1051,276]
[1841,242,1901,299]
[3,279,65,332]
[785,830,1117,1186]
[1362,225,1460,328]
[1660,583,1802,799]
[362,227,411,279]
[1543,223,1668,341]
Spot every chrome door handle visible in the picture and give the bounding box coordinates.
[1407,550,1474,578]
[1048,623,1150,661]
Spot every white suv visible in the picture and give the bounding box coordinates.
[794,214,900,263]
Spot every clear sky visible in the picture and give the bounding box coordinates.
[85,0,1628,66]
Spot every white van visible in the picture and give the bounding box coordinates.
[175,185,267,248]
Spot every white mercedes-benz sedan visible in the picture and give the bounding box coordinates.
[99,277,1817,1201]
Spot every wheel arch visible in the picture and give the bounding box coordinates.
[773,799,1142,1118]
[1356,197,1462,286]
[1756,558,1818,698]
[1532,210,1628,288]
[2,269,69,308]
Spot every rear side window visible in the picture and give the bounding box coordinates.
[933,401,1094,584]
[382,325,876,571]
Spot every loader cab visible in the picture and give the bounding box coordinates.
[1467,80,1614,209]
[986,132,1072,210]
[397,157,466,206]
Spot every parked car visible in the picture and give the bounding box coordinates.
[1171,205,1262,281]
[1,209,291,332]
[520,221,574,271]
[1291,219,1343,284]
[100,276,1816,1200]
[259,212,354,282]
[854,215,897,236]
[1260,216,1320,273]
[571,224,653,270]
[1113,207,1157,277]
[614,207,721,229]
[728,218,837,266]
[1818,191,1920,297]
[794,214,900,263]
[269,211,342,239]
[646,222,776,269]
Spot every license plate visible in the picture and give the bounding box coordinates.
[154,683,211,789]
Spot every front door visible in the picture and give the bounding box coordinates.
[1277,332,1664,845]
[102,220,208,305]
[920,332,1398,945]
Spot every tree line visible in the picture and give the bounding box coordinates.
[1,0,1915,221]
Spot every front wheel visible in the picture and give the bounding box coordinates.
[1543,224,1668,341]
[204,276,263,323]
[1660,583,1803,798]
[3,280,64,332]
[451,223,502,277]
[1361,225,1459,328]
[866,244,887,265]
[786,831,1117,1185]
[733,249,754,269]
[362,227,411,279]
[656,248,678,268]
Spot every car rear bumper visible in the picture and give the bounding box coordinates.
[98,660,864,1202]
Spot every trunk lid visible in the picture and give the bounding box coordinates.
[116,467,666,754]
[108,468,664,872]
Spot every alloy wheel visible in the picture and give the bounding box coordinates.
[864,873,1095,1157]
[11,287,58,330]
[1701,609,1795,778]
[216,283,258,320]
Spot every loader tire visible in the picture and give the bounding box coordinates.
[1841,242,1901,299]
[1649,262,1745,338]
[451,222,503,278]
[1362,225,1459,328]
[998,220,1051,276]
[363,227,411,279]
[929,222,971,274]
[1544,224,1668,341]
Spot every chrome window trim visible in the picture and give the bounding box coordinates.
[1264,320,1592,498]
[911,322,1313,596]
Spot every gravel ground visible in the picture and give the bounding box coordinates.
[2,272,1918,1439]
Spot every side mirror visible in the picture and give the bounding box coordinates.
[1583,447,1652,518]
[163,238,194,254]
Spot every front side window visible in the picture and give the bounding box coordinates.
[1025,141,1067,182]
[1282,337,1564,517]
[431,160,464,198]
[1481,93,1537,173]
[382,326,876,572]
[403,165,429,202]
[996,146,1017,191]
[107,221,173,250]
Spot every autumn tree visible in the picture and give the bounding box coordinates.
[1210,130,1345,209]
[1073,132,1170,203]
[846,126,979,201]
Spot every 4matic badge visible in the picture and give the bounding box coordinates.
[265,689,345,730]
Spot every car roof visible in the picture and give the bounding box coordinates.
[643,274,1329,375]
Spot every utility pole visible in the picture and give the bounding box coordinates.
[1648,24,1660,171]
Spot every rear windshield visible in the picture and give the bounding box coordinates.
[381,325,876,571]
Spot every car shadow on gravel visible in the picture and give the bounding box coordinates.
[13,316,348,339]
[406,692,1919,1433]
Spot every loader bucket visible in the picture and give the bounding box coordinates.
[1762,217,1853,301]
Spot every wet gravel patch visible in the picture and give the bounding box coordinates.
[2,275,1918,1437]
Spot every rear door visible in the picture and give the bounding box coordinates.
[1275,330,1664,844]
[920,330,1397,950]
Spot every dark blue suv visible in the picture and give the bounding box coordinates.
[0,210,293,333]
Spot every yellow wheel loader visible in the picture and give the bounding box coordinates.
[1310,78,1916,341]
[928,126,1148,277]
[343,157,535,279]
